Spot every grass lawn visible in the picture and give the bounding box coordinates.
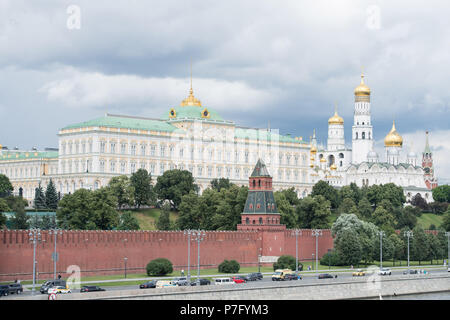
[124,208,179,230]
[416,213,443,229]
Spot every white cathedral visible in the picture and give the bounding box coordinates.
[310,73,436,203]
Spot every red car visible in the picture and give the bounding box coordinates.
[232,276,246,284]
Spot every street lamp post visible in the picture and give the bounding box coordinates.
[292,229,302,273]
[404,231,413,271]
[49,228,63,280]
[192,230,206,284]
[445,232,450,267]
[183,230,194,282]
[378,231,385,269]
[28,229,41,296]
[311,229,322,275]
[124,257,128,278]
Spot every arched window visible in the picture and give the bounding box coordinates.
[362,132,366,139]
[259,217,263,225]
[355,132,358,139]
[245,217,249,224]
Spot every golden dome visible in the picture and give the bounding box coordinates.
[320,158,326,163]
[384,120,403,147]
[330,163,337,170]
[328,111,344,125]
[310,145,317,154]
[310,156,315,161]
[309,163,314,168]
[180,87,202,107]
[354,73,371,96]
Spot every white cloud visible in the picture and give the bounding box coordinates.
[38,67,275,113]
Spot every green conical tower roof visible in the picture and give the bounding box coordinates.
[250,159,271,177]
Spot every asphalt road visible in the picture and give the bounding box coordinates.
[9,267,448,298]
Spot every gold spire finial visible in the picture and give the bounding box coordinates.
[354,69,370,96]
[180,60,202,107]
[328,102,344,125]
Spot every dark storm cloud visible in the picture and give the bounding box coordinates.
[0,0,449,180]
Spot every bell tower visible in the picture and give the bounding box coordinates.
[422,131,438,189]
[352,72,374,164]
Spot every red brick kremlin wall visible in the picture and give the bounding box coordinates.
[0,229,334,281]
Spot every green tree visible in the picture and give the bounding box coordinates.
[427,233,442,264]
[357,197,373,220]
[34,183,46,209]
[10,196,29,229]
[107,175,135,209]
[90,188,119,230]
[154,170,196,210]
[146,258,173,276]
[45,179,59,210]
[338,198,359,216]
[274,191,296,228]
[0,174,13,197]
[117,211,140,230]
[0,198,10,229]
[176,191,201,230]
[218,260,240,273]
[441,209,450,231]
[210,178,233,192]
[395,206,418,230]
[372,205,397,232]
[296,195,331,229]
[432,185,450,203]
[411,227,430,265]
[130,169,155,208]
[157,202,172,230]
[411,193,429,211]
[311,180,339,209]
[335,228,362,266]
[339,183,361,206]
[57,189,95,229]
[279,187,300,206]
[389,233,404,267]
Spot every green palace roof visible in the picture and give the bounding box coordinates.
[61,114,182,133]
[164,106,226,122]
[0,150,58,161]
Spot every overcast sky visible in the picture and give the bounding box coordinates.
[0,0,449,183]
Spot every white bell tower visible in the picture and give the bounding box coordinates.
[352,72,374,164]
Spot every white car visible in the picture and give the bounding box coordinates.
[47,286,71,294]
[378,268,392,276]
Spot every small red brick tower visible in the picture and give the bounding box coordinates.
[237,159,286,260]
[422,131,438,189]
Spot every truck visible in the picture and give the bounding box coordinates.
[272,269,295,281]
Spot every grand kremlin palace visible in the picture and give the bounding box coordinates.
[0,85,312,206]
[0,74,437,206]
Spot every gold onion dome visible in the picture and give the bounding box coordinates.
[330,163,337,170]
[320,158,326,163]
[354,73,371,96]
[328,111,344,125]
[384,120,403,147]
[310,145,317,154]
[180,87,202,107]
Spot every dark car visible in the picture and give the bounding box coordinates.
[139,280,157,289]
[80,286,106,292]
[253,272,263,280]
[0,285,9,296]
[245,273,259,281]
[284,273,301,281]
[40,280,67,294]
[318,273,337,279]
[8,283,23,294]
[190,279,211,286]
[403,269,418,275]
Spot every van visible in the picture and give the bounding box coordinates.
[40,280,67,294]
[272,269,293,281]
[214,277,233,285]
[156,280,177,288]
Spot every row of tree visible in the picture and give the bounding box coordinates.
[323,213,449,267]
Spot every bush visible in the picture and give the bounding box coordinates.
[146,258,173,276]
[320,250,343,266]
[273,255,303,271]
[218,260,240,273]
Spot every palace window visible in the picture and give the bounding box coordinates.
[131,144,136,155]
[141,144,146,156]
[100,141,106,153]
[150,145,156,156]
[121,143,126,154]
[110,142,115,154]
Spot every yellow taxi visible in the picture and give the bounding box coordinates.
[352,269,365,276]
[47,286,72,294]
